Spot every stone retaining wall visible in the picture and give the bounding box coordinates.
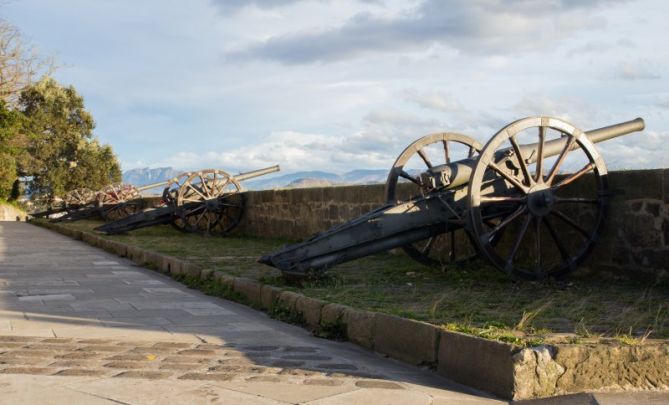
[32,221,669,400]
[236,169,669,279]
[0,203,26,221]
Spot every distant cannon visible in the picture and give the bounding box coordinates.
[260,116,645,280]
[96,165,280,235]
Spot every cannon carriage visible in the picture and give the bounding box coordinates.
[260,116,645,280]
[95,165,280,235]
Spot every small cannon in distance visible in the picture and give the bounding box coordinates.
[96,165,280,235]
[260,116,646,280]
[30,178,180,222]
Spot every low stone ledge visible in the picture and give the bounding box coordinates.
[199,268,214,280]
[277,291,301,313]
[179,260,202,280]
[260,285,282,311]
[294,296,324,332]
[320,303,349,328]
[438,330,516,399]
[373,313,439,366]
[125,245,145,264]
[232,278,262,307]
[343,308,375,350]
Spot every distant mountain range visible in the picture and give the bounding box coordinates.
[122,167,389,191]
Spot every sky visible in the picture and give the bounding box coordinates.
[3,0,668,174]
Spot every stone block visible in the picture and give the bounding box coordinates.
[609,169,663,200]
[125,245,145,265]
[180,262,202,279]
[553,344,669,394]
[372,313,439,365]
[163,256,182,275]
[512,346,565,399]
[142,251,161,269]
[216,273,235,289]
[232,278,262,307]
[437,330,516,399]
[294,296,324,332]
[320,303,349,327]
[199,268,214,280]
[260,285,282,311]
[82,232,100,247]
[343,308,375,349]
[277,291,301,312]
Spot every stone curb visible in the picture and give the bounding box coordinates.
[33,221,669,400]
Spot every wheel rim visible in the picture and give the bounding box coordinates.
[63,188,96,210]
[468,116,608,279]
[173,169,245,235]
[385,132,484,267]
[98,184,141,221]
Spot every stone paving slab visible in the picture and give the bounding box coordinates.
[0,222,504,403]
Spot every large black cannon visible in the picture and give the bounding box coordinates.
[260,116,645,280]
[96,165,280,235]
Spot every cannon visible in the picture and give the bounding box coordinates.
[96,165,280,235]
[29,187,99,218]
[260,116,645,280]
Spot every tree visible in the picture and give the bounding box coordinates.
[0,100,23,199]
[18,77,121,199]
[0,17,52,107]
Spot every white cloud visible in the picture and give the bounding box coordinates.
[225,0,624,63]
[613,60,662,81]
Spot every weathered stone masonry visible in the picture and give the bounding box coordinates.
[235,169,669,279]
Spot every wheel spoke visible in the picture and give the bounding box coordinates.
[509,135,534,186]
[534,216,543,278]
[421,237,435,255]
[544,216,570,260]
[551,209,590,238]
[397,168,421,186]
[536,126,546,183]
[546,135,576,184]
[482,206,526,240]
[554,197,599,204]
[488,162,528,194]
[480,195,527,204]
[199,175,211,198]
[552,163,594,189]
[505,213,532,272]
[449,231,456,261]
[468,146,475,158]
[416,148,433,168]
[442,140,450,165]
[188,185,208,200]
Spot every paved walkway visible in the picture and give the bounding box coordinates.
[0,222,502,404]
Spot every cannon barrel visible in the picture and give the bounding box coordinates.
[235,165,281,182]
[423,118,645,192]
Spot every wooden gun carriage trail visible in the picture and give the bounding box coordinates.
[260,116,646,281]
[93,165,280,235]
[31,165,280,235]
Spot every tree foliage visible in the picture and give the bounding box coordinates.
[0,100,23,199]
[17,78,121,198]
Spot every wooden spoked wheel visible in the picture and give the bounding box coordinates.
[98,184,142,221]
[467,116,608,279]
[172,169,245,235]
[63,188,96,209]
[385,132,485,267]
